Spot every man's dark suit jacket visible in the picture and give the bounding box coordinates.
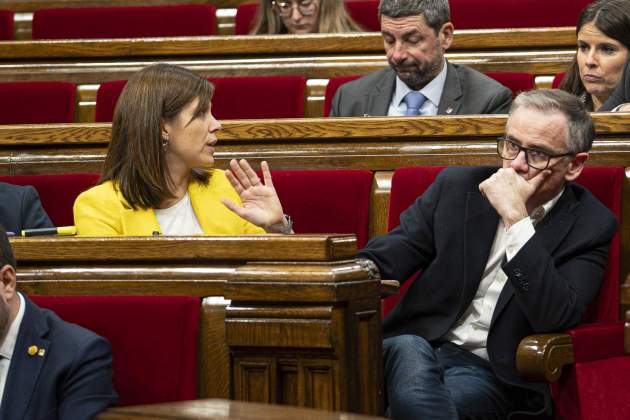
[0,182,53,233]
[600,58,630,111]
[358,166,617,411]
[329,61,513,117]
[0,295,117,420]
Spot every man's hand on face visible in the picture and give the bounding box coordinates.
[479,168,551,229]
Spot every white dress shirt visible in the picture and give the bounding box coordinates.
[0,292,26,404]
[443,189,564,360]
[387,59,448,116]
[154,191,204,236]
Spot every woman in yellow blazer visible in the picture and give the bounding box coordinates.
[74,64,290,236]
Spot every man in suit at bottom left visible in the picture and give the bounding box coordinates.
[0,227,117,419]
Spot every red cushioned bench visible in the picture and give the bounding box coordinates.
[30,295,200,406]
[95,76,306,122]
[32,5,217,40]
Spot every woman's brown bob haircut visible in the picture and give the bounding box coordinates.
[102,63,215,209]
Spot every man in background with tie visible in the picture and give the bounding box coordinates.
[359,89,617,418]
[0,227,117,419]
[329,0,512,117]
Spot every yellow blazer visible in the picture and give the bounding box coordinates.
[73,169,265,236]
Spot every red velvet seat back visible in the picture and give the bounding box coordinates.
[271,170,373,248]
[95,80,127,123]
[383,166,445,316]
[32,5,216,39]
[235,3,258,35]
[96,76,305,122]
[0,173,100,226]
[208,76,306,119]
[29,296,200,406]
[450,0,590,29]
[0,10,13,40]
[0,81,76,124]
[484,72,535,98]
[572,167,623,323]
[323,75,361,116]
[345,0,379,31]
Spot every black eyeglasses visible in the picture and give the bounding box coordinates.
[496,137,574,170]
[272,0,316,17]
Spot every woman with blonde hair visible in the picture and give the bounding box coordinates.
[251,0,363,35]
[74,63,290,236]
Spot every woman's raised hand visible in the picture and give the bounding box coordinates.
[222,159,290,233]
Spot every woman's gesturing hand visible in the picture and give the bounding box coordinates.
[222,159,290,233]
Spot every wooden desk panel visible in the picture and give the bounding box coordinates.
[14,235,383,415]
[98,398,385,420]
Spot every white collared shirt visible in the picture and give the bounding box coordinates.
[443,188,565,360]
[387,59,448,116]
[0,292,26,405]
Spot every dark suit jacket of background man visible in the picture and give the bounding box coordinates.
[0,296,117,420]
[329,61,513,117]
[0,182,53,233]
[358,166,617,411]
[600,58,630,111]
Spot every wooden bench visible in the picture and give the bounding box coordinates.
[0,29,577,119]
[14,235,384,415]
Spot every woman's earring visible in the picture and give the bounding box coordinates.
[162,137,169,150]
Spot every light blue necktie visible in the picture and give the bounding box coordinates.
[403,91,427,116]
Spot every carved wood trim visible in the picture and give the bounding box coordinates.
[516,333,574,382]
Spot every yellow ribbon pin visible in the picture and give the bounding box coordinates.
[27,345,38,356]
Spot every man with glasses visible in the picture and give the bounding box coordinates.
[329,0,512,117]
[358,89,617,419]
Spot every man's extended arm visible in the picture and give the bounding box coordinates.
[358,171,446,281]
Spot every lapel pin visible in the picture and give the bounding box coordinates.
[445,107,454,114]
[27,345,38,356]
[38,348,46,357]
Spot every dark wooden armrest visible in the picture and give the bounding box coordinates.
[625,310,630,354]
[380,280,400,297]
[516,333,574,383]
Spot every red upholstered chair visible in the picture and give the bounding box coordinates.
[0,10,13,40]
[323,75,361,116]
[32,5,216,39]
[94,80,127,123]
[485,72,535,98]
[0,173,100,226]
[29,296,200,406]
[95,76,305,122]
[270,169,373,248]
[384,166,629,419]
[208,76,306,119]
[0,81,76,124]
[450,0,591,29]
[382,166,445,316]
[345,0,379,31]
[552,73,566,89]
[235,2,258,35]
